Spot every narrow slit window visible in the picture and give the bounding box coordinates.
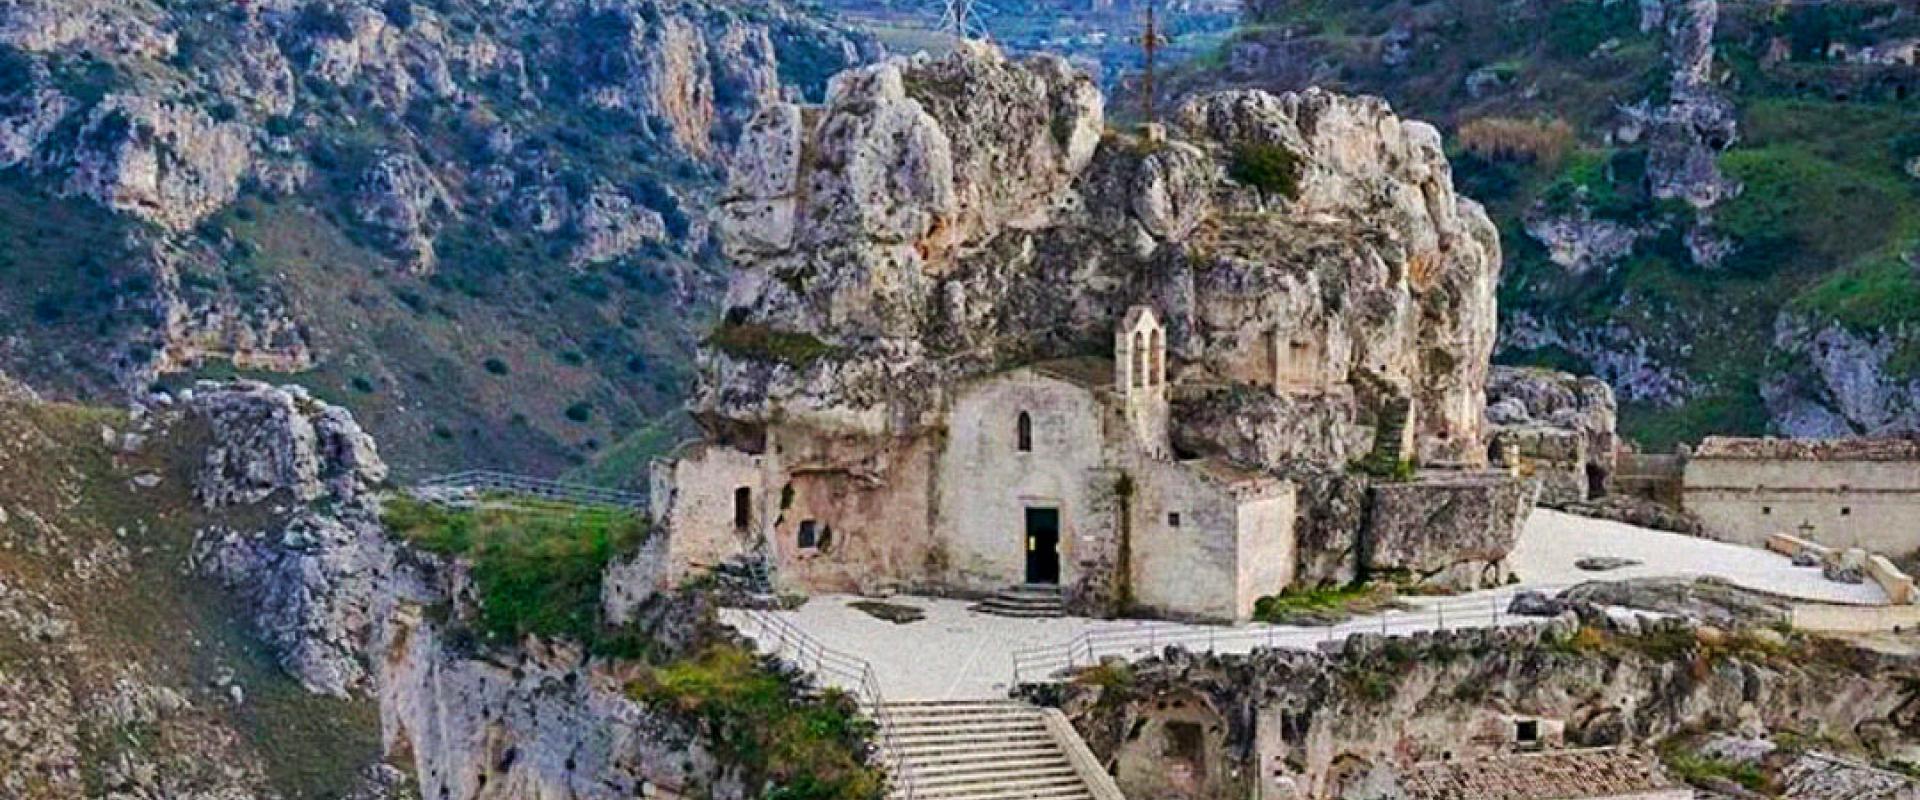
[798,520,818,549]
[733,487,752,530]
[1168,512,1181,528]
[1017,411,1033,452]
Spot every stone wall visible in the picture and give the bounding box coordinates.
[649,444,768,587]
[767,431,941,596]
[1129,457,1296,622]
[1684,454,1920,552]
[937,370,1110,595]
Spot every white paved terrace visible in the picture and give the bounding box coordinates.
[725,508,1887,700]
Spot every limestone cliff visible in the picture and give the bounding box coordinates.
[703,45,1501,468]
[174,380,860,800]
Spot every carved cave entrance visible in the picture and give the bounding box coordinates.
[1025,507,1061,585]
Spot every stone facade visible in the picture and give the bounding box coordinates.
[1682,436,1920,553]
[652,308,1299,622]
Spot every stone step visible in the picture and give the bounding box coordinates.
[892,783,1092,800]
[888,741,1062,763]
[906,756,1077,780]
[884,705,1045,723]
[899,772,1092,800]
[886,719,1051,740]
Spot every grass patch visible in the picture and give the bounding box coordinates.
[707,323,839,368]
[1658,738,1773,793]
[382,496,647,644]
[1794,255,1920,331]
[629,644,884,800]
[1253,583,1399,625]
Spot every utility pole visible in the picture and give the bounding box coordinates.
[1137,0,1170,124]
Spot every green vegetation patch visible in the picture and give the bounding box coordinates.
[1253,583,1399,625]
[382,496,647,643]
[1794,255,1920,331]
[630,644,885,800]
[1228,141,1303,199]
[1716,146,1916,278]
[707,323,839,367]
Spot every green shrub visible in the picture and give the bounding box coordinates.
[382,497,648,643]
[1252,583,1396,624]
[1229,142,1303,199]
[631,644,884,800]
[707,323,838,367]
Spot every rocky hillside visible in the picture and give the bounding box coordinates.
[0,374,400,798]
[0,371,880,799]
[1166,0,1920,449]
[0,0,873,480]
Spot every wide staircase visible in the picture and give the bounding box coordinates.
[973,585,1066,619]
[877,700,1120,800]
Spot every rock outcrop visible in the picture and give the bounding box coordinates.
[188,381,397,696]
[1049,581,1920,800]
[1487,365,1619,505]
[705,46,1501,465]
[1765,314,1920,438]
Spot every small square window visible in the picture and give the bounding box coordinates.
[1516,720,1540,743]
[798,520,818,549]
[1762,506,1772,516]
[1168,512,1181,528]
[1842,507,1852,516]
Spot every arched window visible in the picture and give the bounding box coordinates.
[1151,328,1164,386]
[733,487,752,530]
[1017,411,1033,452]
[1132,332,1146,388]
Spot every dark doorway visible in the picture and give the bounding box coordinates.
[1025,507,1061,585]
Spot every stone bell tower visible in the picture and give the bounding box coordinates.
[1116,305,1170,457]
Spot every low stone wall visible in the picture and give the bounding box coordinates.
[1791,602,1920,633]
[1768,533,1917,606]
[1868,555,1916,605]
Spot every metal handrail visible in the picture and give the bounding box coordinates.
[417,470,648,510]
[733,608,918,800]
[1010,584,1575,685]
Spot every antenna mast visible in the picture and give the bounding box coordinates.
[1137,0,1170,124]
[939,0,990,42]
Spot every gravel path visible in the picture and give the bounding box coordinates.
[1512,509,1887,606]
[729,509,1889,699]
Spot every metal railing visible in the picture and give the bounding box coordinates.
[731,608,918,800]
[416,470,648,511]
[1010,584,1574,685]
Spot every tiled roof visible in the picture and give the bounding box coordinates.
[1400,748,1683,800]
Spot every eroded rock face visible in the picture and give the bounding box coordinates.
[64,94,254,232]
[1364,473,1536,588]
[703,46,1502,471]
[187,381,395,696]
[1765,314,1920,437]
[1052,584,1920,800]
[1487,366,1619,505]
[355,150,453,275]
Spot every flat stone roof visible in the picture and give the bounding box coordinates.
[1694,436,1920,462]
[1401,748,1682,800]
[1029,357,1116,390]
